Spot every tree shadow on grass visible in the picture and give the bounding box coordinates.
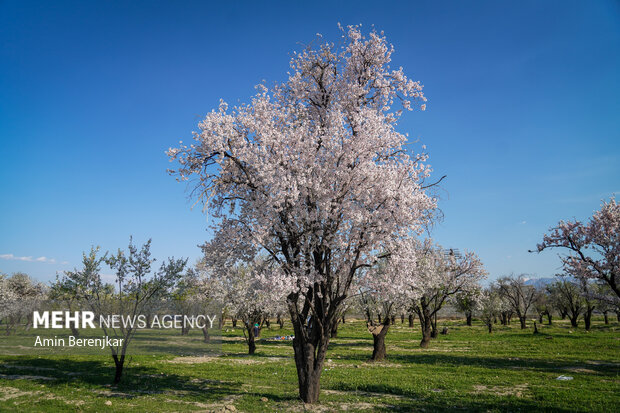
[0,356,241,402]
[1,356,306,407]
[360,353,620,377]
[324,382,579,412]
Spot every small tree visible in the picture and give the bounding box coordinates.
[579,279,597,331]
[454,288,481,326]
[478,288,501,333]
[547,275,583,327]
[209,258,286,355]
[496,275,537,329]
[62,239,186,384]
[533,288,552,325]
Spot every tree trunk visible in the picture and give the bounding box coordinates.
[277,314,284,329]
[202,326,210,343]
[390,315,396,325]
[408,313,415,328]
[264,318,271,328]
[539,314,543,324]
[112,354,125,384]
[466,313,472,326]
[584,307,594,331]
[418,303,432,348]
[570,314,579,327]
[603,311,608,325]
[519,316,526,329]
[341,315,345,324]
[487,322,493,333]
[501,313,507,325]
[370,324,389,361]
[232,318,237,328]
[286,291,331,404]
[330,321,338,338]
[248,332,256,355]
[561,310,567,320]
[547,313,553,325]
[430,312,438,338]
[616,311,620,322]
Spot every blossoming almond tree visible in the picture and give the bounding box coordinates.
[207,256,288,354]
[168,26,435,402]
[388,238,486,348]
[356,260,410,361]
[536,197,619,298]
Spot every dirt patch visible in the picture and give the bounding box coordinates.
[472,383,529,398]
[322,389,412,401]
[168,355,289,365]
[0,386,43,401]
[565,367,598,374]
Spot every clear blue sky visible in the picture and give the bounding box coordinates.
[1,0,619,284]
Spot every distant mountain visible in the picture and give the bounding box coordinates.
[523,277,555,289]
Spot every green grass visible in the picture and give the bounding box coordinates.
[1,318,619,412]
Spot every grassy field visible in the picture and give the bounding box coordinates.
[0,317,618,412]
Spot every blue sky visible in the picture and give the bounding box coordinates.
[1,0,619,284]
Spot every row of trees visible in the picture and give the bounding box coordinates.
[453,274,620,333]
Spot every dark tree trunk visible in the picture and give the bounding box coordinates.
[286,290,331,404]
[493,316,497,324]
[417,301,432,348]
[277,314,285,329]
[248,332,256,355]
[112,354,125,384]
[245,319,259,355]
[466,312,472,326]
[561,310,568,320]
[603,311,608,325]
[430,313,438,338]
[232,318,237,328]
[539,314,543,324]
[341,315,345,324]
[370,323,389,361]
[507,314,512,325]
[519,316,526,329]
[616,311,620,322]
[408,313,415,328]
[547,313,553,325]
[330,321,338,338]
[202,326,210,343]
[264,318,271,328]
[584,307,594,331]
[420,318,431,348]
[487,322,493,333]
[570,314,579,327]
[390,315,395,325]
[533,322,539,334]
[501,313,507,325]
[292,338,324,404]
[401,314,405,324]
